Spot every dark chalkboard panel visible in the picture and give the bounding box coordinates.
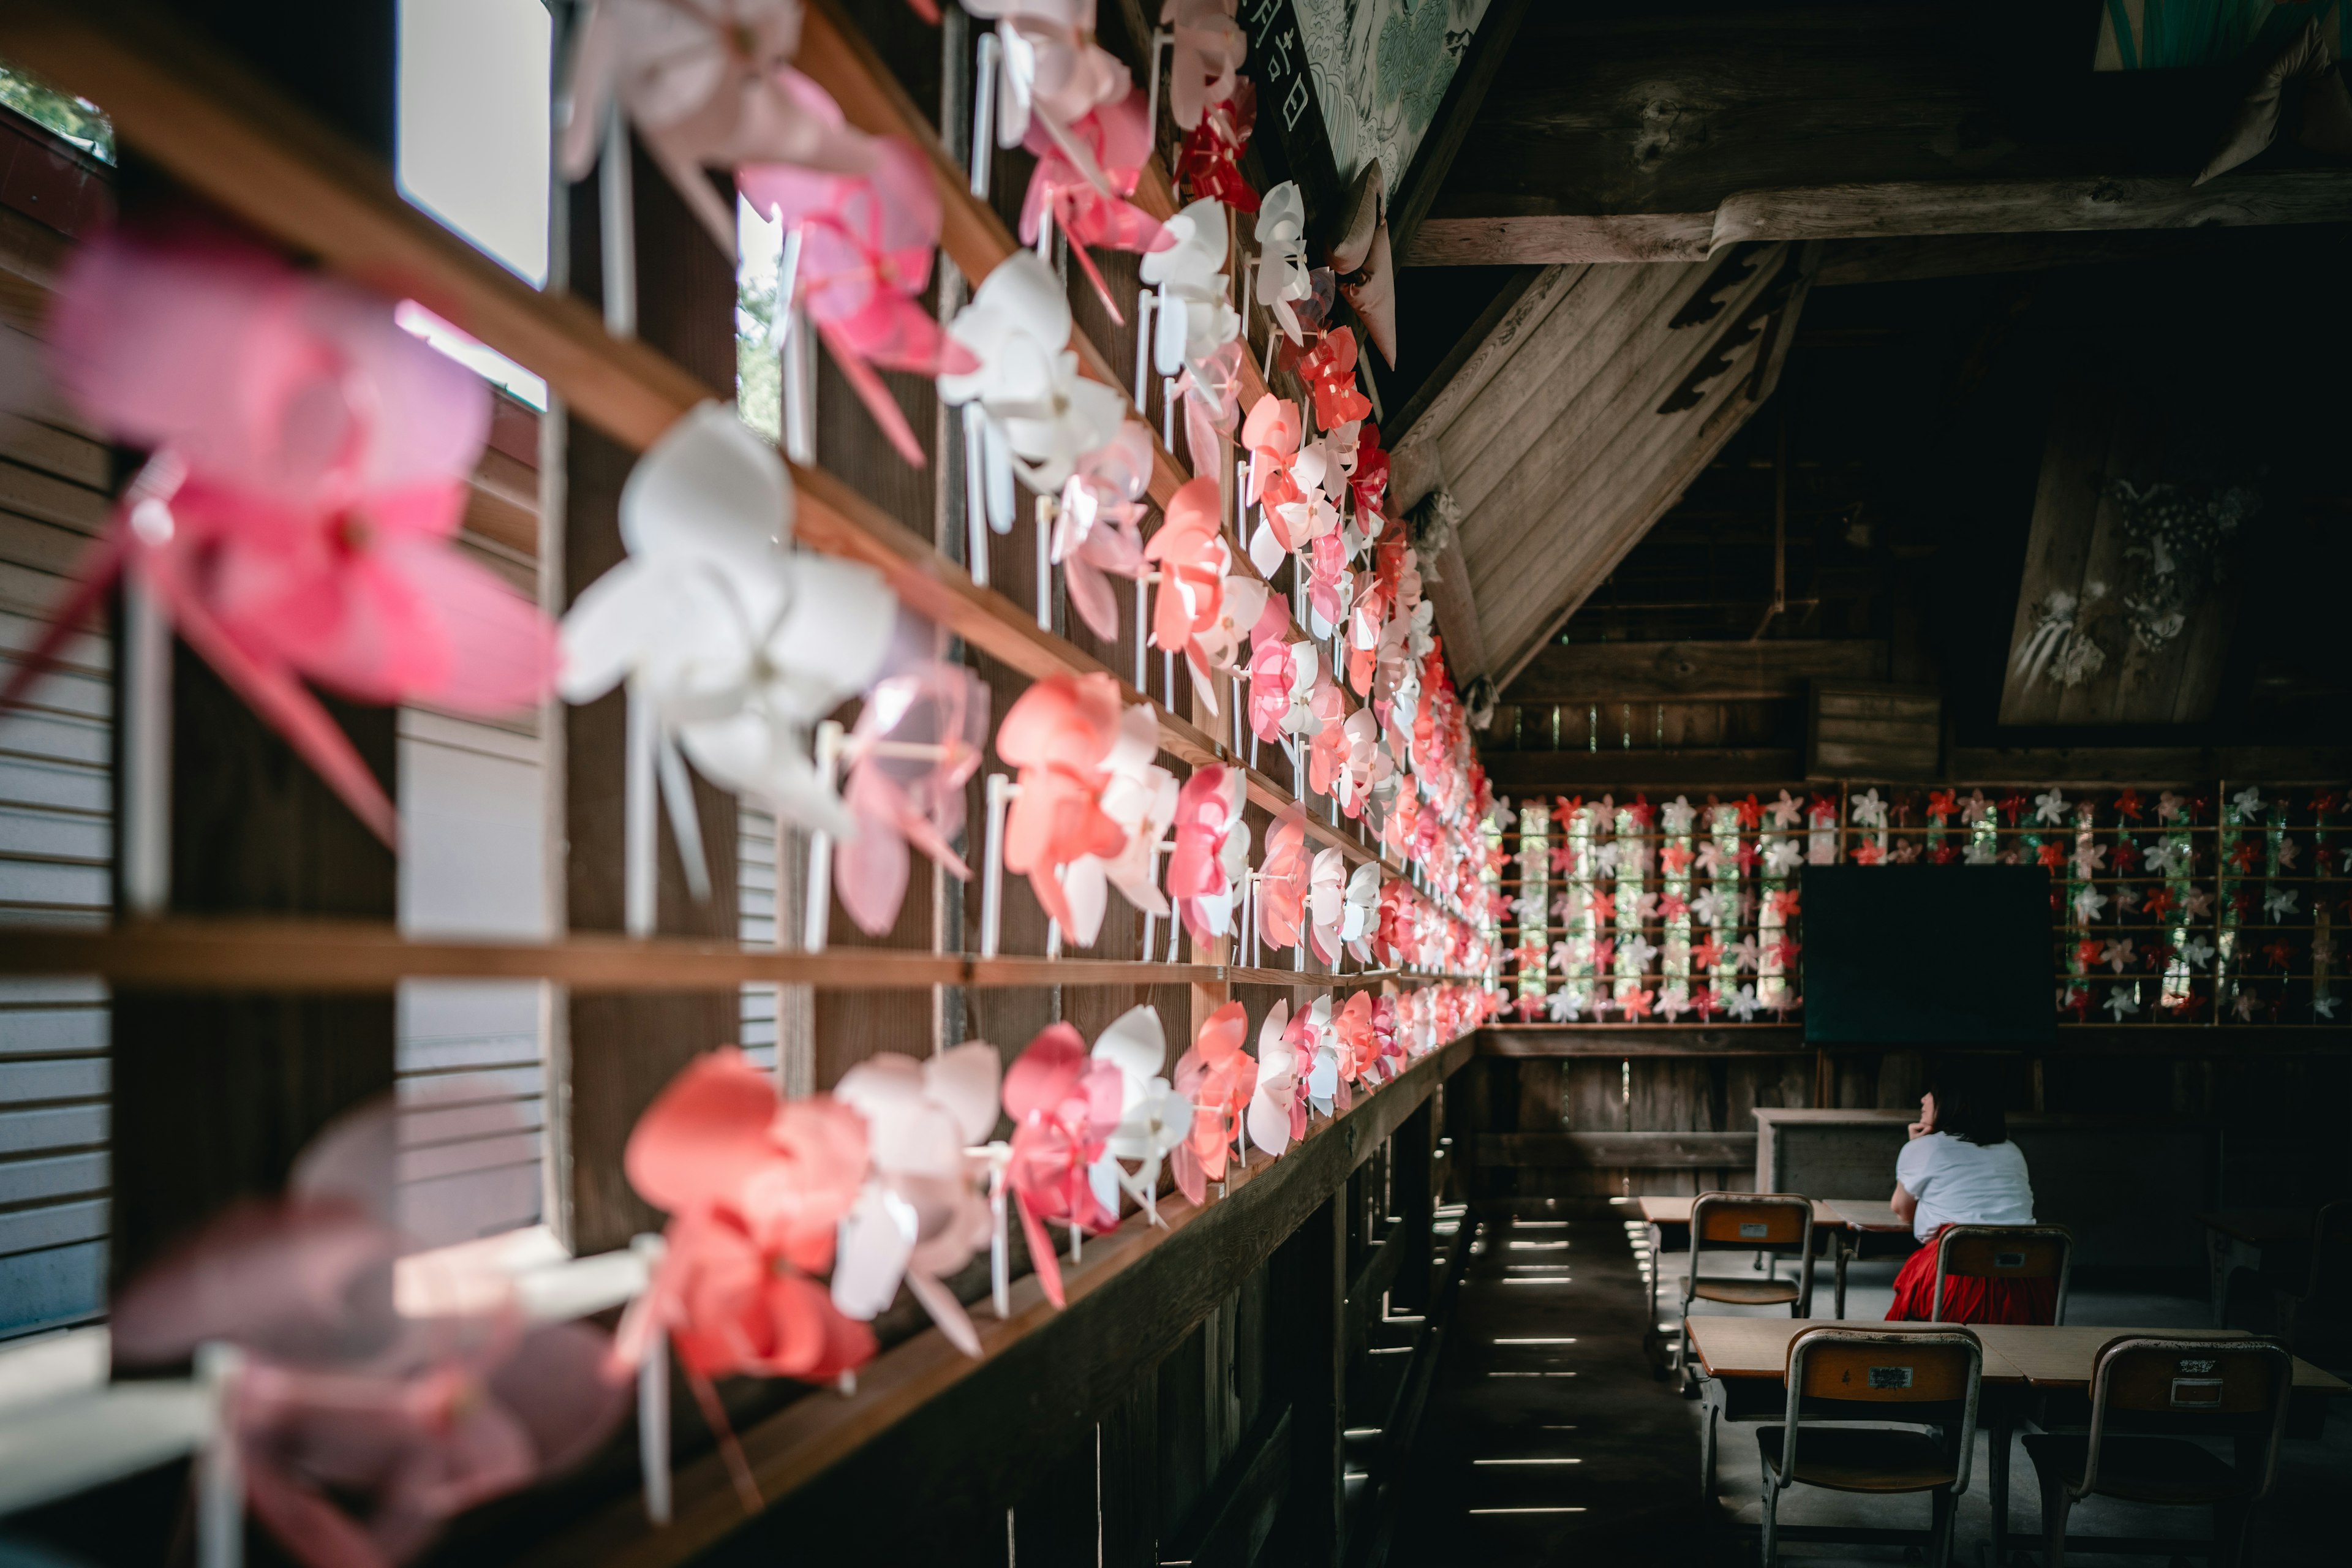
[1803,865,2055,1046]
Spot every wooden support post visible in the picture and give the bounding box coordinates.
[1387,1099,1436,1314]
[555,132,740,1254]
[109,0,399,1286]
[1272,1193,1345,1566]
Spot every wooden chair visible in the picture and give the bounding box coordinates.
[1757,1326,1982,1568]
[2021,1336,2294,1567]
[1931,1223,2072,1324]
[1673,1193,1815,1390]
[2274,1200,2352,1373]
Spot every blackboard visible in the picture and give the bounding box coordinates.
[1801,865,2056,1045]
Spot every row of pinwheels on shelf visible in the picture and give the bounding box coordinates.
[59,983,1496,1566]
[0,0,1501,954]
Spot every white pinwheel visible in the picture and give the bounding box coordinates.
[1850,787,1888,829]
[1244,1001,1301,1157]
[1253,181,1312,342]
[1546,987,1583,1024]
[1306,846,1349,965]
[830,1042,1002,1355]
[1085,1006,1191,1224]
[1764,837,1803,876]
[559,402,894,837]
[2103,985,2141,1021]
[940,251,1128,532]
[1297,995,1341,1115]
[2231,785,2266,821]
[1143,198,1241,388]
[2264,886,2300,919]
[558,0,875,252]
[2034,788,2071,826]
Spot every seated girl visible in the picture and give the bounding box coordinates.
[1886,1066,2055,1324]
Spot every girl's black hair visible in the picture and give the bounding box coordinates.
[1927,1061,2008,1147]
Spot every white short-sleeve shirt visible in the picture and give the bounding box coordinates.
[1895,1131,2035,1241]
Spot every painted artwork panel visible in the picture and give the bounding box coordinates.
[1294,0,1491,187]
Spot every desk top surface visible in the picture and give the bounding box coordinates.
[1685,1316,2349,1393]
[1635,1196,1839,1226]
[1827,1199,1910,1232]
[2196,1209,2312,1247]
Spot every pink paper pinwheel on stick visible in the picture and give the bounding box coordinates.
[1170,1000,1256,1204]
[1001,1022,1124,1308]
[834,658,990,937]
[739,138,979,466]
[4,227,558,846]
[108,1102,627,1568]
[1144,476,1232,710]
[1167,764,1251,944]
[995,671,1129,936]
[1053,420,1153,641]
[559,0,876,255]
[1257,805,1311,954]
[968,2,1133,192]
[1019,88,1174,320]
[1161,0,1245,132]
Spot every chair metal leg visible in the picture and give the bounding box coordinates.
[1758,1466,1780,1568]
[2040,1477,2071,1568]
[1698,1393,1717,1502]
[2213,1498,2252,1568]
[1834,1235,1850,1317]
[1987,1404,2013,1564]
[1929,1484,1955,1568]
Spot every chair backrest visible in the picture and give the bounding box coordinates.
[1687,1192,1817,1313]
[1774,1327,1982,1496]
[1932,1224,2072,1324]
[2079,1336,2294,1503]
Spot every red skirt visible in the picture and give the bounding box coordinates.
[1886,1224,2059,1325]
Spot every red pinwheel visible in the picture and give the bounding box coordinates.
[1298,326,1373,429]
[1170,1001,1257,1204]
[2037,842,2068,872]
[619,1052,876,1393]
[1174,80,1260,211]
[2115,788,2146,821]
[1001,1023,1123,1308]
[4,226,558,845]
[739,137,979,467]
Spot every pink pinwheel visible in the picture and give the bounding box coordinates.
[1167,764,1250,944]
[1305,669,1349,799]
[1242,394,1303,513]
[1243,1000,1303,1157]
[835,659,990,937]
[1304,528,1349,633]
[1020,88,1174,320]
[1161,0,1245,132]
[618,1051,876,1392]
[1054,421,1153,641]
[5,227,557,846]
[1332,990,1380,1093]
[830,1042,1002,1355]
[559,0,876,254]
[1245,610,1304,746]
[739,137,978,466]
[1170,1000,1256,1204]
[1061,701,1178,946]
[1257,805,1311,953]
[1292,995,1343,1114]
[1143,476,1232,709]
[108,1103,625,1568]
[995,671,1129,934]
[969,2,1132,193]
[1001,1022,1124,1307]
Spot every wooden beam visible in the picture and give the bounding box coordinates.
[0,918,1454,994]
[1406,172,2352,264]
[1385,0,1532,269]
[1945,745,2352,785]
[1167,1405,1292,1568]
[1479,748,1807,793]
[1474,1131,1758,1169]
[1389,263,1584,494]
[514,1033,1476,1568]
[1812,224,2352,288]
[1477,1025,2352,1058]
[1506,640,1887,704]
